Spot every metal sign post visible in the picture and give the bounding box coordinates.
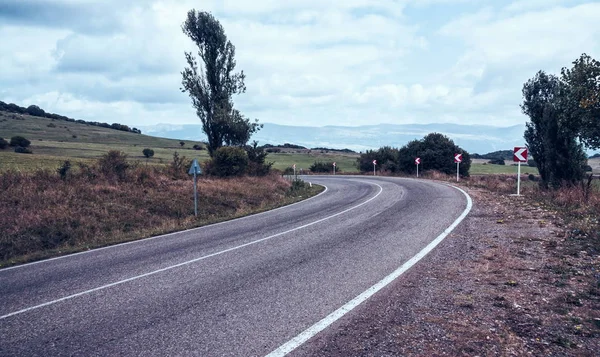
[415,157,421,178]
[517,161,521,196]
[293,164,296,178]
[454,154,462,182]
[513,147,528,196]
[373,160,377,176]
[188,158,202,216]
[333,162,336,175]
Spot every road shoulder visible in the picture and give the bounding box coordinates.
[291,186,599,356]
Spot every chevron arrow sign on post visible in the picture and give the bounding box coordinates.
[513,147,528,162]
[513,147,528,196]
[454,154,462,182]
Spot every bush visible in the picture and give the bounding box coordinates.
[47,123,56,128]
[488,158,505,165]
[583,165,593,172]
[98,150,130,181]
[0,138,8,149]
[168,151,191,179]
[310,161,336,173]
[287,178,309,196]
[14,146,32,154]
[142,148,155,159]
[192,144,204,150]
[10,136,30,148]
[245,141,272,176]
[209,146,248,177]
[57,160,72,180]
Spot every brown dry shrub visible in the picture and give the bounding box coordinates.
[0,165,292,265]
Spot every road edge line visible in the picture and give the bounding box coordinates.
[1,182,383,320]
[265,184,473,357]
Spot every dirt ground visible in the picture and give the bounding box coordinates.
[291,186,600,356]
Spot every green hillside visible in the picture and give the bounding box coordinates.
[0,111,209,171]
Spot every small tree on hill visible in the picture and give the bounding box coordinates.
[180,141,185,147]
[0,138,8,149]
[9,136,30,148]
[142,148,155,165]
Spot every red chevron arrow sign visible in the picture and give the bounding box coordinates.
[454,153,462,163]
[513,147,528,162]
[415,157,421,165]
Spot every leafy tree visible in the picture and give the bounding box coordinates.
[356,149,380,172]
[9,136,30,148]
[356,147,399,173]
[180,141,185,147]
[180,10,260,156]
[522,71,587,188]
[560,53,600,149]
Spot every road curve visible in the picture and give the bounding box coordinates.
[0,176,470,357]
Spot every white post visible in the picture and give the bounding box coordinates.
[193,172,198,217]
[456,162,460,182]
[517,161,521,196]
[416,164,419,178]
[373,163,376,176]
[293,166,296,178]
[333,165,336,175]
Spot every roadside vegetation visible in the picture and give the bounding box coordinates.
[0,151,322,267]
[356,133,471,176]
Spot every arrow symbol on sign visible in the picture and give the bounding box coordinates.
[415,158,421,165]
[454,154,462,163]
[514,148,527,162]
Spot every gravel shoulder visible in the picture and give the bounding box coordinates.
[291,185,600,356]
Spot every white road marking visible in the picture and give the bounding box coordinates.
[0,181,383,320]
[1,180,329,272]
[265,184,473,357]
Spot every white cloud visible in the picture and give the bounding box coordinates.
[0,0,599,130]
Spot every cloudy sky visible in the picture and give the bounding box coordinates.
[1,0,599,129]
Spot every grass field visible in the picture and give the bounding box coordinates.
[0,111,360,172]
[0,111,210,171]
[470,162,539,175]
[3,110,596,175]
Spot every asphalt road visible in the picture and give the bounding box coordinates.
[0,176,470,357]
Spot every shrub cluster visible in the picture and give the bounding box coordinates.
[357,133,471,176]
[204,142,272,177]
[309,161,337,173]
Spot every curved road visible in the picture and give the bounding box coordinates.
[0,176,470,356]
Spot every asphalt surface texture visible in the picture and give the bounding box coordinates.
[0,176,469,357]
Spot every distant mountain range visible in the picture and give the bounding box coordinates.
[139,122,529,154]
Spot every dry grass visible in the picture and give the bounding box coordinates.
[0,160,322,267]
